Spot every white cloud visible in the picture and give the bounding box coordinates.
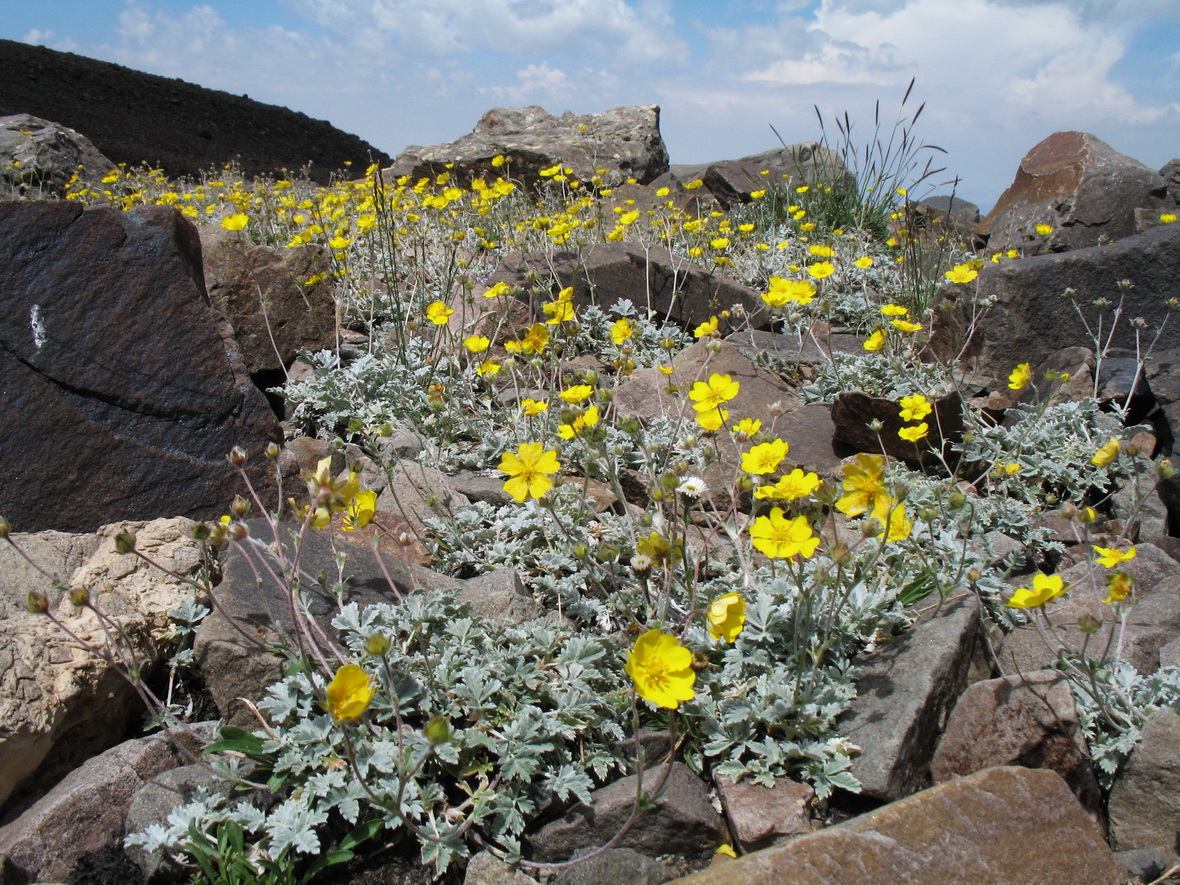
[480,61,571,102]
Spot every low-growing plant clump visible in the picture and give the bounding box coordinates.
[5,102,1180,883]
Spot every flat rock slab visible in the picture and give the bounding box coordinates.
[666,767,1124,885]
[1108,706,1180,855]
[0,201,279,532]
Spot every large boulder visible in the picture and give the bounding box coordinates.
[0,113,115,196]
[0,201,280,533]
[1107,707,1180,856]
[979,131,1171,254]
[931,222,1180,380]
[389,105,669,188]
[0,518,202,810]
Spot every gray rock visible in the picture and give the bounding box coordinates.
[930,670,1101,815]
[932,222,1180,380]
[683,144,851,211]
[390,105,669,188]
[0,733,183,883]
[831,390,964,468]
[458,570,544,624]
[836,595,987,801]
[376,460,471,562]
[665,767,1124,885]
[464,851,538,884]
[553,847,674,885]
[714,775,814,852]
[529,762,723,863]
[726,328,863,364]
[0,201,280,533]
[1108,707,1180,855]
[0,113,115,196]
[979,131,1170,254]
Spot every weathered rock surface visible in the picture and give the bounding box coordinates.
[0,518,202,810]
[1107,706,1180,856]
[193,519,456,725]
[390,105,669,187]
[667,767,1124,885]
[0,39,389,182]
[980,131,1170,254]
[837,595,987,801]
[714,775,814,852]
[0,732,184,883]
[670,143,850,210]
[831,390,964,467]
[530,762,723,862]
[485,242,767,331]
[552,848,675,885]
[0,113,115,195]
[199,226,338,376]
[930,670,1101,814]
[932,222,1180,379]
[0,200,280,533]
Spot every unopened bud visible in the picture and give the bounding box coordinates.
[27,591,49,614]
[114,532,137,555]
[425,716,452,745]
[1160,459,1176,480]
[366,634,391,656]
[867,419,884,433]
[191,522,212,541]
[966,567,982,583]
[228,522,250,541]
[573,543,590,559]
[0,516,9,540]
[265,442,281,460]
[948,491,967,509]
[69,586,91,607]
[227,446,248,466]
[231,495,251,518]
[1077,614,1102,634]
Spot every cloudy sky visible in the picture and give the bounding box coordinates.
[5,0,1178,210]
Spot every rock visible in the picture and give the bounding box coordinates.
[0,39,390,183]
[553,848,674,885]
[457,570,544,624]
[726,328,863,364]
[932,222,1180,380]
[831,390,964,467]
[0,113,115,196]
[0,518,202,810]
[198,226,338,376]
[979,131,1170,254]
[930,670,1101,815]
[999,548,1180,676]
[529,762,723,862]
[669,143,850,211]
[767,403,847,478]
[910,195,981,243]
[0,201,280,533]
[665,767,1124,885]
[1144,346,1180,460]
[390,105,669,188]
[376,461,471,562]
[464,851,538,885]
[484,242,767,331]
[193,519,456,725]
[1108,707,1180,856]
[0,732,184,883]
[836,595,987,801]
[714,775,814,852]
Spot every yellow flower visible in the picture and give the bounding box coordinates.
[711,237,730,249]
[326,663,375,723]
[559,385,594,404]
[626,629,696,709]
[1005,573,1067,608]
[750,508,820,559]
[1035,223,1054,236]
[1103,573,1133,604]
[220,213,249,231]
[898,394,932,423]
[491,154,506,167]
[836,453,886,517]
[762,277,816,307]
[741,438,789,475]
[689,374,740,413]
[342,489,377,532]
[482,281,513,298]
[1161,213,1177,224]
[707,592,747,643]
[611,317,634,345]
[754,468,822,501]
[855,256,874,268]
[808,244,834,258]
[863,330,887,352]
[696,407,728,432]
[636,531,682,568]
[425,301,453,325]
[881,304,908,317]
[806,261,836,279]
[694,315,719,338]
[871,495,912,541]
[464,335,490,353]
[499,442,561,502]
[543,299,575,324]
[732,417,762,438]
[898,422,929,442]
[1093,545,1136,568]
[557,405,600,440]
[891,319,923,333]
[1091,438,1120,466]
[1008,363,1032,391]
[519,324,550,355]
[520,398,548,415]
[476,360,501,376]
[750,190,766,198]
[716,844,738,859]
[945,264,978,284]
[684,179,704,190]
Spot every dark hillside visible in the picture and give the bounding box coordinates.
[0,39,391,183]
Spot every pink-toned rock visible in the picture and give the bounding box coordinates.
[715,775,814,851]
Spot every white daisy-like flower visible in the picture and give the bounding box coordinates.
[630,553,654,572]
[676,476,708,498]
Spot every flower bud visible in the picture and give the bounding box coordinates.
[229,522,250,541]
[265,442,281,460]
[948,491,967,509]
[1160,459,1176,480]
[69,586,91,607]
[114,531,137,555]
[0,516,9,540]
[867,419,884,432]
[573,543,590,559]
[650,488,666,502]
[425,716,453,745]
[966,567,982,583]
[1077,613,1102,634]
[27,591,49,614]
[191,522,213,541]
[231,495,251,518]
[366,634,391,656]
[227,446,248,466]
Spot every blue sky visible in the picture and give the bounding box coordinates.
[5,0,1179,211]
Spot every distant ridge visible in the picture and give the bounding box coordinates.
[0,39,392,183]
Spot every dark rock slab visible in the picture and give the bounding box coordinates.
[0,201,280,533]
[1108,707,1180,856]
[670,144,851,211]
[666,767,1125,885]
[831,390,964,468]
